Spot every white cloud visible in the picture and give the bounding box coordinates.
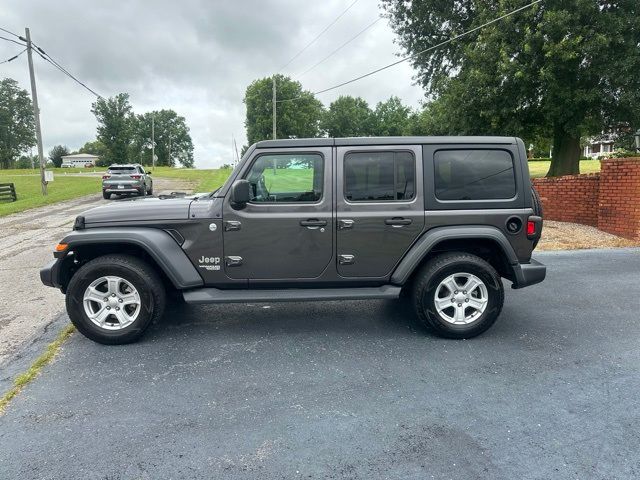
[1,0,425,167]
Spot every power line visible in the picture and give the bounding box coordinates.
[296,17,381,79]
[0,47,26,64]
[0,34,27,47]
[0,26,20,38]
[33,48,102,98]
[278,0,543,103]
[279,0,360,72]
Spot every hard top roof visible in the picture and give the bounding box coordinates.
[255,136,517,149]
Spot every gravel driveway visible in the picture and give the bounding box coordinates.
[0,177,194,366]
[1,248,638,479]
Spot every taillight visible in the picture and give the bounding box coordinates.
[527,220,536,236]
[102,174,110,179]
[131,175,141,180]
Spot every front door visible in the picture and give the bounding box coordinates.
[222,147,333,280]
[336,145,425,278]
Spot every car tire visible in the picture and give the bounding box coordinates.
[65,254,166,345]
[411,252,504,339]
[147,186,153,196]
[102,192,111,200]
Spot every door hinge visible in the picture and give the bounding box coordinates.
[338,254,355,265]
[224,220,242,231]
[225,256,243,267]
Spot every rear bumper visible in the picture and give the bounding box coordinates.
[40,258,63,289]
[511,258,546,289]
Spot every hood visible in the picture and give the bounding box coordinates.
[81,197,194,224]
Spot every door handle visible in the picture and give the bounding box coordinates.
[338,219,354,230]
[385,217,412,227]
[300,219,327,228]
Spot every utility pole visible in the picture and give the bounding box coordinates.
[272,77,276,140]
[151,114,155,171]
[25,27,46,195]
[168,135,171,167]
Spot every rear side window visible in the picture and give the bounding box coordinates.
[344,151,415,202]
[434,149,516,200]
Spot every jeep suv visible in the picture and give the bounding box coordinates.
[41,137,545,344]
[102,164,153,199]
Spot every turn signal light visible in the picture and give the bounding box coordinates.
[55,243,68,252]
[102,174,111,179]
[131,175,141,179]
[527,220,536,236]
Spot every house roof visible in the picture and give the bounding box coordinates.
[61,153,99,159]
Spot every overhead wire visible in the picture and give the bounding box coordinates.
[0,48,27,64]
[277,0,543,103]
[296,17,381,79]
[279,0,361,72]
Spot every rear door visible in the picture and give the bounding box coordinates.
[222,147,333,280]
[336,145,424,278]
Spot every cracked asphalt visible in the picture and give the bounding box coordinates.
[1,249,639,479]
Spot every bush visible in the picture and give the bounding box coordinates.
[607,149,639,159]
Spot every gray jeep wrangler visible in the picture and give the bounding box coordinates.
[41,136,545,344]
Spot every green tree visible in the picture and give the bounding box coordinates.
[131,110,194,168]
[0,78,36,169]
[382,0,640,176]
[371,96,413,136]
[79,139,109,166]
[91,93,133,165]
[48,144,70,168]
[321,96,374,137]
[244,75,324,145]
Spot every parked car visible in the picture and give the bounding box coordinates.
[102,164,153,199]
[41,136,545,344]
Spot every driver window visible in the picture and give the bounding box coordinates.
[245,153,324,203]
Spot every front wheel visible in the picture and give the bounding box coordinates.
[65,254,166,344]
[411,252,504,339]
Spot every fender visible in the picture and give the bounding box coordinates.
[390,226,519,285]
[56,227,204,289]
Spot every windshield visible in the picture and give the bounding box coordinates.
[108,167,137,174]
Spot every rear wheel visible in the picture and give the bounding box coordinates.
[65,254,166,344]
[102,192,111,200]
[411,252,504,339]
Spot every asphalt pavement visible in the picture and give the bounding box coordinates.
[1,249,639,479]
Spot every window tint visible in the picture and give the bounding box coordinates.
[434,150,516,200]
[108,166,137,174]
[344,151,415,202]
[245,153,323,203]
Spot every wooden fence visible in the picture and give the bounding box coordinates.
[0,183,17,202]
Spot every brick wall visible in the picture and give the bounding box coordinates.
[532,158,640,240]
[532,174,600,227]
[597,158,640,240]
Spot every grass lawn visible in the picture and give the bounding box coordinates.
[262,169,314,192]
[152,166,232,191]
[528,159,601,178]
[0,172,101,217]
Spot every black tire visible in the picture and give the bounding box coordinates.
[411,252,504,339]
[65,254,166,345]
[102,192,111,200]
[147,186,153,196]
[531,186,543,249]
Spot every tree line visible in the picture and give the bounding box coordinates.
[0,79,194,169]
[245,1,640,176]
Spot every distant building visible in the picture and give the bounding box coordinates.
[61,153,99,168]
[584,135,615,159]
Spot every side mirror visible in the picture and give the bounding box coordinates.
[230,179,251,209]
[147,171,152,175]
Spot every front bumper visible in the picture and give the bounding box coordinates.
[40,258,63,289]
[511,258,546,289]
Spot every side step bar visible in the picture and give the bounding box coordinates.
[183,285,402,305]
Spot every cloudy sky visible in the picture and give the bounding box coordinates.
[1,0,425,167]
